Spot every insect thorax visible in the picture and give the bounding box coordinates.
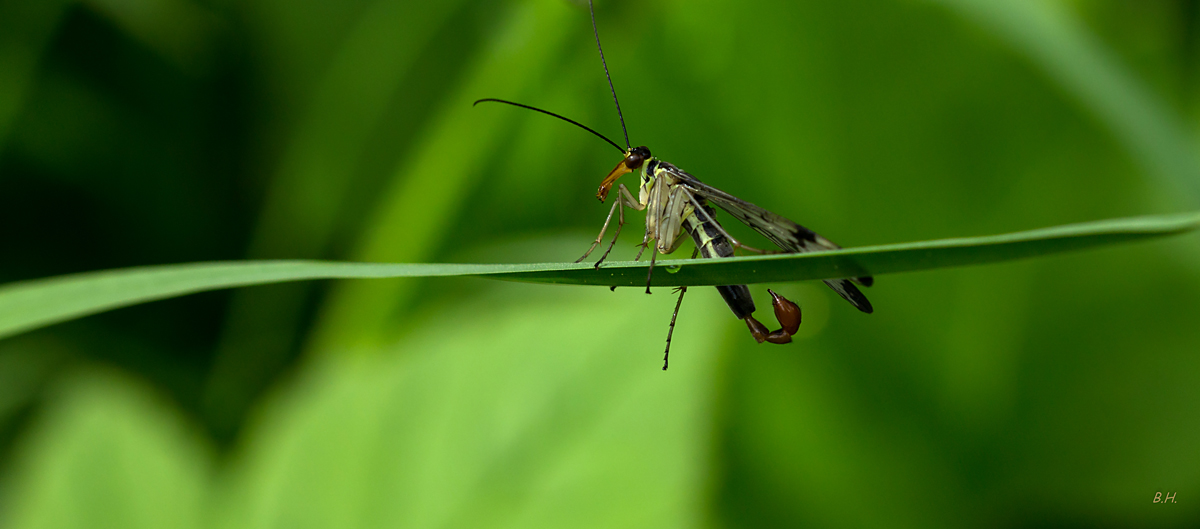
[638,157,656,204]
[640,157,676,202]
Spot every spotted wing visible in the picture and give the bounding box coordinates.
[665,164,874,313]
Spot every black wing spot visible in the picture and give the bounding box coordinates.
[790,226,820,245]
[824,279,873,314]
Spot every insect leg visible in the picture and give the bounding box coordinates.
[661,188,698,256]
[634,230,650,261]
[641,181,674,292]
[663,232,688,254]
[686,194,781,255]
[662,248,699,371]
[663,286,686,370]
[635,180,664,262]
[575,199,620,263]
[595,184,642,267]
[644,246,657,294]
[578,184,643,268]
[659,195,692,255]
[654,186,689,253]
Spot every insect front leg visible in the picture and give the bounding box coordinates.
[596,184,643,267]
[575,200,619,263]
[576,184,643,268]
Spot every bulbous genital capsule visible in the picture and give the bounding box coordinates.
[742,289,802,345]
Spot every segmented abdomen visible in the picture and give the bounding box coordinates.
[683,200,756,320]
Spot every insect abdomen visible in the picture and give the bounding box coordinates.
[683,202,756,320]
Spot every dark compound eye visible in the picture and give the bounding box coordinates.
[624,146,651,169]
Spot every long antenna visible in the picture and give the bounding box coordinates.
[589,0,630,150]
[474,98,625,153]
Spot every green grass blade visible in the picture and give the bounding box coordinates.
[0,211,1196,341]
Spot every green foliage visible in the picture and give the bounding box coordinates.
[1,0,1199,527]
[7,288,723,529]
[3,371,210,529]
[0,211,1196,341]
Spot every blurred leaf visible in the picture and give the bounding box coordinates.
[2,370,211,529]
[928,0,1200,206]
[3,0,1200,526]
[214,285,723,528]
[245,0,476,262]
[205,0,475,441]
[0,211,1195,341]
[306,0,582,354]
[0,339,69,426]
[719,348,968,528]
[0,0,72,149]
[82,0,222,75]
[3,287,727,529]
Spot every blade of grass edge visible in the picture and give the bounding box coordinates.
[0,211,1196,341]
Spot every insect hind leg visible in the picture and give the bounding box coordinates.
[662,286,686,370]
[661,248,699,370]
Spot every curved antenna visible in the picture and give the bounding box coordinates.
[589,0,630,150]
[474,98,625,153]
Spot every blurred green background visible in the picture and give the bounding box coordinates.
[1,0,1199,526]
